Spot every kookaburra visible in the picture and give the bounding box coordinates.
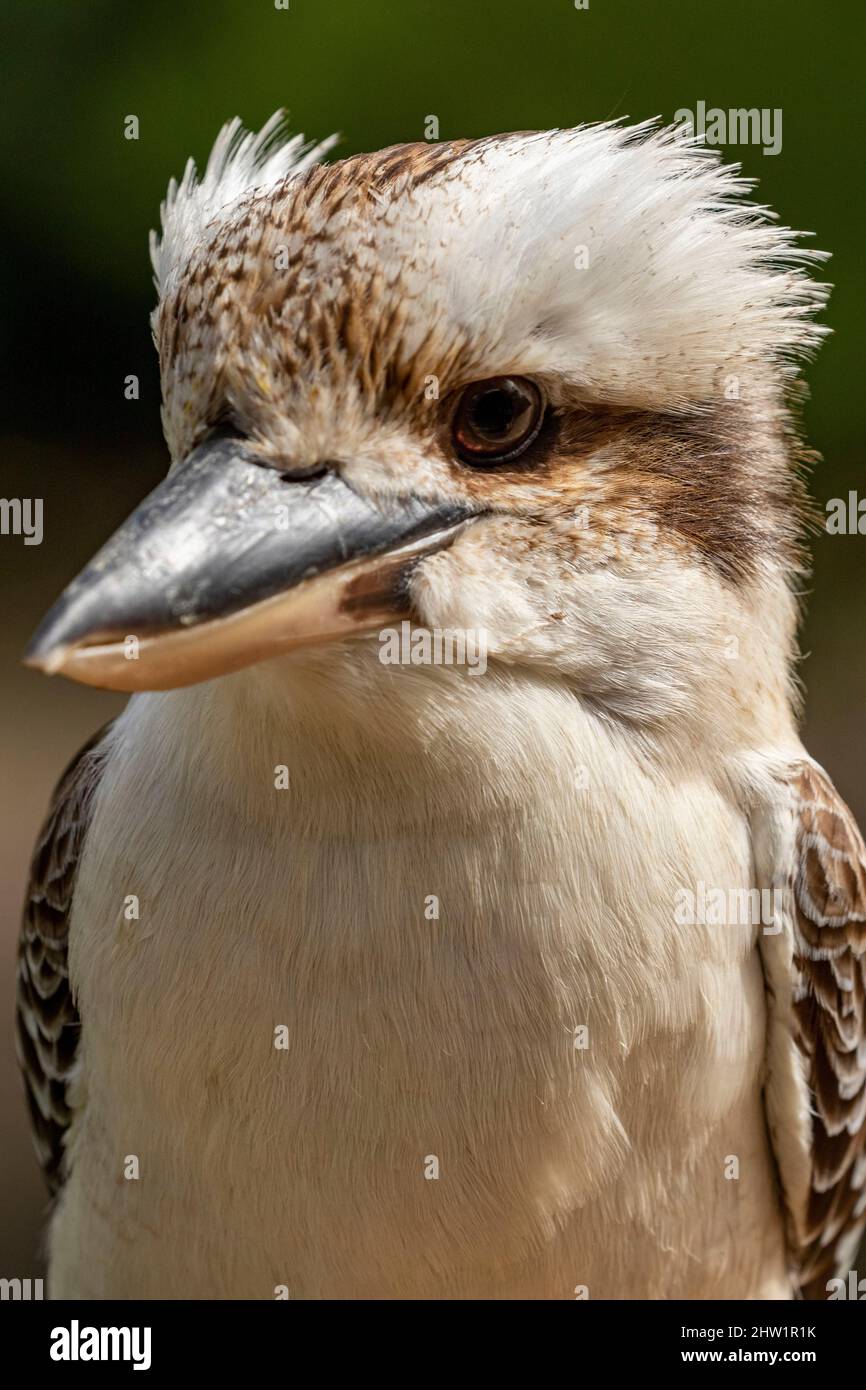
[19,115,866,1300]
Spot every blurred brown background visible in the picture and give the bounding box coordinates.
[2,0,864,1288]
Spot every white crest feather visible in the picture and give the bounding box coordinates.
[397,121,831,408]
[150,111,338,296]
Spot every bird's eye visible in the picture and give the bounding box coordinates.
[451,376,545,465]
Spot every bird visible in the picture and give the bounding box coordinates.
[18,112,866,1300]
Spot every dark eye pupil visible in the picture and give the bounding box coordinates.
[451,374,543,465]
[472,388,518,439]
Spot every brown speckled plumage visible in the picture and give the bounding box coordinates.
[788,763,866,1297]
[17,728,111,1193]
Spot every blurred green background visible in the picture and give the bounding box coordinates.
[1,0,863,1283]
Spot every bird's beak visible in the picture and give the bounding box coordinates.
[24,430,478,691]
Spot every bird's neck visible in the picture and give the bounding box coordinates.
[130,650,584,833]
[120,641,759,845]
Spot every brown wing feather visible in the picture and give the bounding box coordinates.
[16,725,112,1194]
[789,762,866,1297]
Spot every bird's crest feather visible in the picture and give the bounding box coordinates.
[150,111,338,295]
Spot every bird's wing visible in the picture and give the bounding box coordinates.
[16,725,112,1194]
[760,759,866,1298]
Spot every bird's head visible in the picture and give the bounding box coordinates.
[26,115,828,727]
